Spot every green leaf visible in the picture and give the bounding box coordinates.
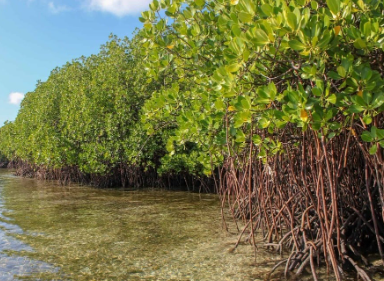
[287,13,298,31]
[195,0,205,7]
[260,4,273,17]
[229,127,236,137]
[235,130,246,143]
[258,148,267,158]
[215,133,227,145]
[372,93,384,108]
[141,11,150,19]
[352,95,366,107]
[326,94,337,104]
[296,0,306,6]
[369,145,378,155]
[288,91,300,104]
[231,25,242,37]
[337,66,347,78]
[371,126,377,139]
[325,109,334,121]
[312,87,322,97]
[252,134,262,145]
[259,118,270,128]
[234,114,244,128]
[215,99,225,110]
[240,111,252,123]
[289,40,306,51]
[238,12,253,23]
[363,22,372,38]
[362,115,372,125]
[361,67,372,80]
[361,131,373,142]
[191,24,201,36]
[253,29,269,46]
[326,0,341,15]
[328,132,336,139]
[318,31,332,48]
[346,26,360,40]
[305,98,317,109]
[243,48,250,61]
[166,139,174,152]
[310,1,318,9]
[275,120,287,128]
[328,71,342,80]
[166,5,176,14]
[376,128,384,140]
[268,82,277,98]
[226,63,241,73]
[349,105,364,113]
[183,9,192,19]
[354,38,367,49]
[255,90,271,104]
[229,37,244,53]
[149,0,159,11]
[240,97,251,110]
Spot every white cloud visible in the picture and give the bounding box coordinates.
[8,92,25,105]
[48,1,70,14]
[86,0,152,16]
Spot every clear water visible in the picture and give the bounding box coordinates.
[0,170,379,281]
[0,170,278,281]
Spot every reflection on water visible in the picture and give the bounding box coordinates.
[0,169,274,281]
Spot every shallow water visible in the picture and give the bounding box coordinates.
[0,170,277,281]
[0,170,379,281]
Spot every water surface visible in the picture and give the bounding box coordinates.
[0,170,277,280]
[0,170,369,281]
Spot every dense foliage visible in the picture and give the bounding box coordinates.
[1,0,384,279]
[139,0,384,172]
[138,0,384,279]
[0,36,203,187]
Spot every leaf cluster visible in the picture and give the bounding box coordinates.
[1,0,383,180]
[138,0,384,168]
[0,36,169,176]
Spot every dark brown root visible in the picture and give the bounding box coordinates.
[218,115,384,280]
[7,160,214,191]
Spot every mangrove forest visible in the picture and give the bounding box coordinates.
[1,0,384,280]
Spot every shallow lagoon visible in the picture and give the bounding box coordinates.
[0,170,373,281]
[0,170,279,280]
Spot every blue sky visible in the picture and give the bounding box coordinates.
[0,0,152,126]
